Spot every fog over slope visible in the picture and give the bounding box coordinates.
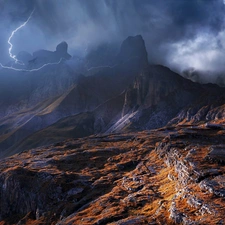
[1,0,225,83]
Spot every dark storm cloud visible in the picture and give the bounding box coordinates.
[1,0,225,80]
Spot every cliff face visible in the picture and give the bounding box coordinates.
[0,126,225,224]
[121,65,225,130]
[118,35,149,68]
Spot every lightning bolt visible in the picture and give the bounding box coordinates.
[86,64,117,71]
[0,58,63,72]
[8,10,35,65]
[0,9,64,72]
[86,56,139,72]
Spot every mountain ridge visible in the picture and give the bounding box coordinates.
[9,64,225,155]
[1,35,225,157]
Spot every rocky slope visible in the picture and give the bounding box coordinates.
[0,125,225,224]
[0,61,77,158]
[0,42,74,117]
[13,64,225,155]
[121,65,225,130]
[0,35,148,157]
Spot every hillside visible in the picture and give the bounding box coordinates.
[0,125,225,224]
[12,64,225,155]
[0,35,148,158]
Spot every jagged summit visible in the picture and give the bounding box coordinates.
[33,41,71,63]
[84,35,148,73]
[55,41,71,60]
[118,35,148,67]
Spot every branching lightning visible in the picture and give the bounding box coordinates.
[86,64,117,71]
[8,10,35,65]
[86,56,139,72]
[0,58,63,72]
[0,9,64,73]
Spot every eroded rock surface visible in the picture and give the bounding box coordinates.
[0,126,225,224]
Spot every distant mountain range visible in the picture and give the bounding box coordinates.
[0,35,225,158]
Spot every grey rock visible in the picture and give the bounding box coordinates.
[187,195,203,209]
[206,146,225,163]
[67,187,84,196]
[169,202,186,224]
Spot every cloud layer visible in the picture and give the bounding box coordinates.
[1,0,225,82]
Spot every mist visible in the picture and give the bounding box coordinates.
[1,0,225,83]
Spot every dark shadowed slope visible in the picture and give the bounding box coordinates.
[11,64,225,155]
[0,35,149,157]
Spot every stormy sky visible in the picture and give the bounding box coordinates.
[1,0,225,81]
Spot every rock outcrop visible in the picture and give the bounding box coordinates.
[118,35,149,68]
[55,41,71,60]
[0,126,225,224]
[33,41,71,63]
[121,65,225,130]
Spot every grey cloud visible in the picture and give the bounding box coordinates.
[1,0,225,81]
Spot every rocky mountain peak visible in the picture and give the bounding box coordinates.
[118,35,148,67]
[56,41,71,60]
[56,41,68,54]
[32,41,72,63]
